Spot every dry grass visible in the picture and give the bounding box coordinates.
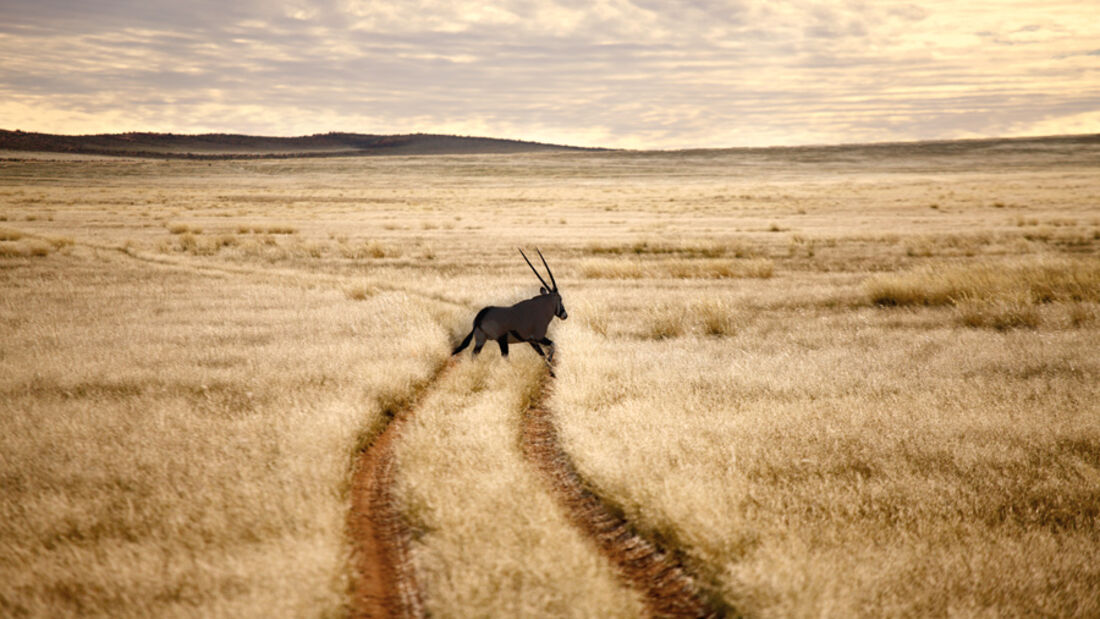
[343,282,376,300]
[638,298,743,339]
[0,239,52,257]
[0,250,448,616]
[338,239,400,260]
[866,258,1100,330]
[0,143,1097,617]
[866,258,1100,307]
[264,224,299,235]
[552,324,1100,617]
[167,222,205,235]
[954,297,1042,330]
[235,224,297,235]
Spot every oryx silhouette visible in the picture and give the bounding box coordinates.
[452,248,567,371]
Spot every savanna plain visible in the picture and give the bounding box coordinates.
[1,138,1098,617]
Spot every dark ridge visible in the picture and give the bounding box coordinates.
[0,129,603,159]
[3,129,1097,162]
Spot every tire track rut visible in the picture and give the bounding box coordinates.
[522,370,728,618]
[348,359,456,618]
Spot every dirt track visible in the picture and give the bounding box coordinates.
[348,357,726,617]
[348,420,423,617]
[347,362,458,618]
[521,375,727,618]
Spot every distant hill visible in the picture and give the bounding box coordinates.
[0,130,598,159]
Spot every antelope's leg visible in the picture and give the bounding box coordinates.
[472,331,487,356]
[497,336,509,357]
[528,342,545,357]
[539,338,555,364]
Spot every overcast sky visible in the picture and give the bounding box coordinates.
[1,0,1098,149]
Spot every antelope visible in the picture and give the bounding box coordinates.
[452,248,567,370]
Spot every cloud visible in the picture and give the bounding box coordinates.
[1,0,1098,148]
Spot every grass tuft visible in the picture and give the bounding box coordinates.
[344,283,375,300]
[167,222,201,235]
[641,299,741,339]
[340,240,400,260]
[955,296,1042,330]
[45,235,75,249]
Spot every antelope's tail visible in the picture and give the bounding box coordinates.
[452,329,474,355]
[453,307,491,356]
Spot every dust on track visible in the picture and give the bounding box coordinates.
[347,359,456,618]
[522,371,729,619]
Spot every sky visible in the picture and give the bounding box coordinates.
[1,0,1098,149]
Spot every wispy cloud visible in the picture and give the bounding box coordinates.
[1,0,1098,148]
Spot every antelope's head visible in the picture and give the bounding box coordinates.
[520,248,567,320]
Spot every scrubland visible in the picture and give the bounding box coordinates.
[1,138,1098,617]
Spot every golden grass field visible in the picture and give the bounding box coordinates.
[1,140,1098,617]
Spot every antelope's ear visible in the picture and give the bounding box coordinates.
[540,286,548,295]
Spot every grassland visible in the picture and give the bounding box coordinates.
[1,138,1098,617]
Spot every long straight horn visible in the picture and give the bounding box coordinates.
[536,248,557,291]
[518,248,551,290]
